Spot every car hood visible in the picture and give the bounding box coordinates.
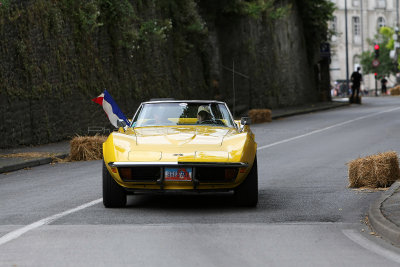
[106,126,251,162]
[134,127,231,146]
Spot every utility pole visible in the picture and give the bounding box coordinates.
[360,0,364,52]
[396,0,399,63]
[345,0,350,95]
[397,0,399,29]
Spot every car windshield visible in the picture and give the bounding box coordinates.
[131,102,236,128]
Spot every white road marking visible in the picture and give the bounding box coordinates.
[257,106,400,151]
[0,198,102,246]
[342,229,400,264]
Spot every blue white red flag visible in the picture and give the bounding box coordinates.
[91,89,130,128]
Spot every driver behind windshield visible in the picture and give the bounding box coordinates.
[197,105,212,124]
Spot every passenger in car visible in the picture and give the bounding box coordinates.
[197,105,212,124]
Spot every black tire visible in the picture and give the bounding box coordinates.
[103,161,127,208]
[234,156,258,207]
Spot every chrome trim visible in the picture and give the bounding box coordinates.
[223,102,238,130]
[142,100,226,104]
[108,162,248,168]
[123,188,233,194]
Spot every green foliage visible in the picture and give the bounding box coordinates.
[297,0,335,62]
[159,0,208,58]
[223,0,289,20]
[0,0,11,10]
[360,28,396,79]
[58,1,101,34]
[0,0,326,103]
[77,1,103,33]
[98,0,137,48]
[133,19,172,50]
[379,26,396,52]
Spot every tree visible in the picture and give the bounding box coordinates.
[360,27,398,80]
[297,0,336,63]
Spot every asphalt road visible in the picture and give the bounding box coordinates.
[1,97,400,266]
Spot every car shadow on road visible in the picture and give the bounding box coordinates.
[124,189,279,211]
[126,193,239,210]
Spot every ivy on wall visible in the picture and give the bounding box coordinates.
[0,0,208,100]
[296,0,335,63]
[222,0,289,20]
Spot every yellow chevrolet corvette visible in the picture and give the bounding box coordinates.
[102,100,258,207]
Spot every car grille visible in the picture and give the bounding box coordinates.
[119,167,161,182]
[195,167,238,182]
[118,166,239,183]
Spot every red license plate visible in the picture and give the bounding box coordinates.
[164,167,192,181]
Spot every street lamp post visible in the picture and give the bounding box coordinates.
[361,0,364,53]
[397,0,399,28]
[345,0,350,95]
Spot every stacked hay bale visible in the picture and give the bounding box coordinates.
[69,135,107,161]
[348,151,400,188]
[248,109,272,124]
[390,86,400,96]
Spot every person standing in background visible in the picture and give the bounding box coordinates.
[350,67,362,103]
[381,77,388,95]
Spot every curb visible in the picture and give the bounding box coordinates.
[0,153,69,174]
[368,181,400,246]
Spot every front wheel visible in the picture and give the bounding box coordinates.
[103,161,127,208]
[233,156,258,207]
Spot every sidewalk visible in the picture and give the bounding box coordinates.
[0,141,70,173]
[369,181,400,246]
[270,99,349,119]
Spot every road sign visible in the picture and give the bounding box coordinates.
[372,59,380,67]
[320,42,330,58]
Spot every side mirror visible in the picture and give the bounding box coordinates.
[117,119,127,128]
[241,117,251,126]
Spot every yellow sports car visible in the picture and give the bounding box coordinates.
[102,100,258,207]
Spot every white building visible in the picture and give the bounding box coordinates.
[330,0,398,91]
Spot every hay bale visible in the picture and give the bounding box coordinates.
[69,135,107,161]
[348,151,400,188]
[390,86,400,96]
[248,109,272,124]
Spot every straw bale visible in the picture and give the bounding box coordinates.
[348,151,400,188]
[248,109,272,124]
[69,135,107,161]
[390,86,400,96]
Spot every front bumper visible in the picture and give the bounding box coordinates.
[107,161,249,191]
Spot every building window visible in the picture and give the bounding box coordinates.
[331,54,340,70]
[330,16,338,42]
[377,17,386,28]
[352,0,360,7]
[352,16,361,44]
[331,16,337,32]
[376,0,386,8]
[353,55,361,72]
